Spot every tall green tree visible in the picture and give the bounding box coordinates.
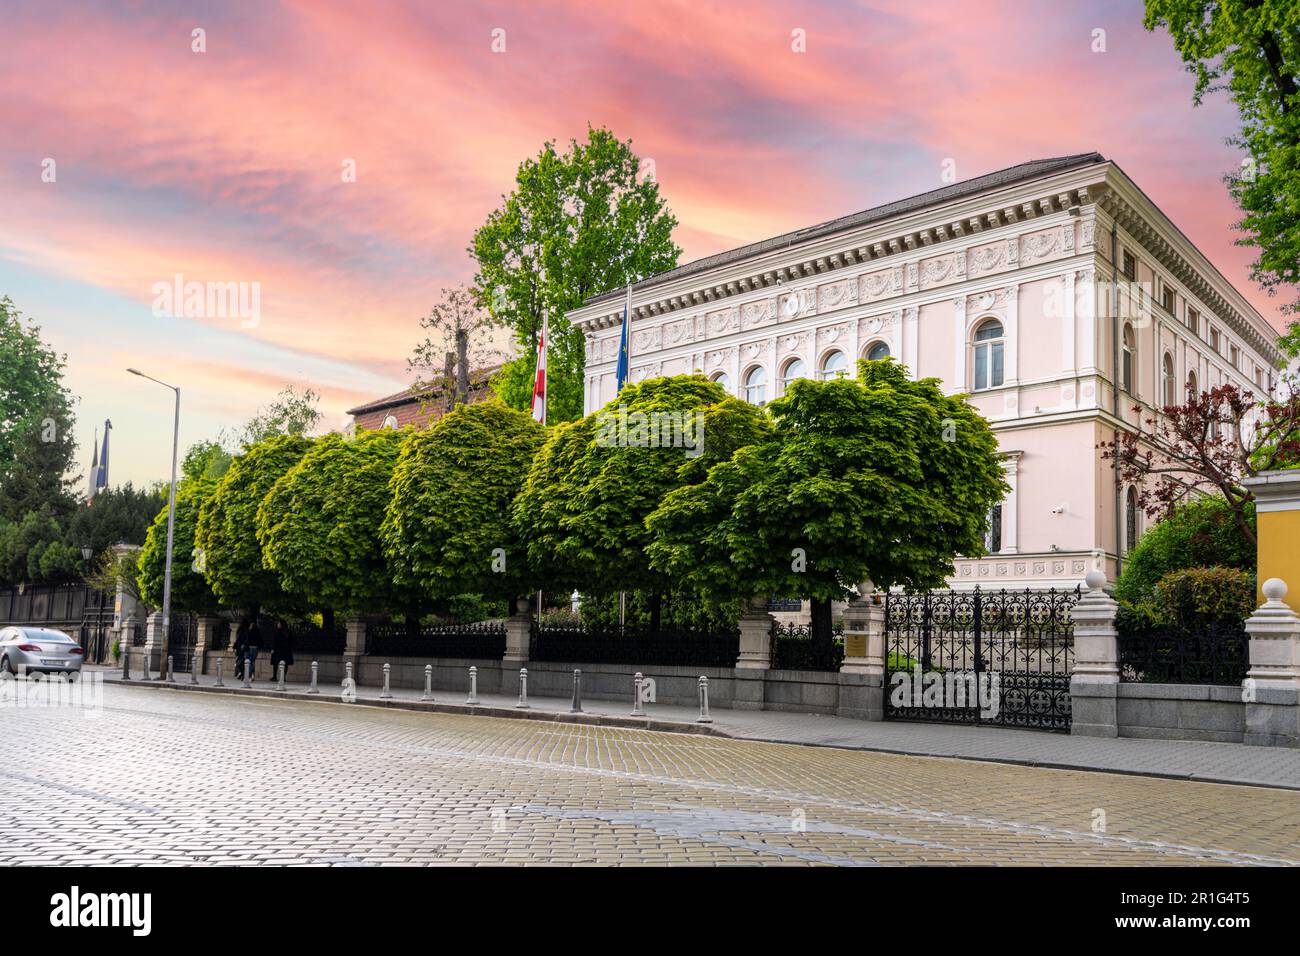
[646,361,1009,648]
[1145,1,1300,323]
[258,428,410,618]
[513,376,771,617]
[224,384,322,451]
[470,127,681,423]
[194,434,313,612]
[384,401,546,605]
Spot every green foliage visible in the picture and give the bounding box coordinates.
[137,463,224,614]
[513,375,772,596]
[576,589,742,630]
[65,484,166,556]
[226,385,321,450]
[647,360,1009,604]
[258,429,409,616]
[1115,496,1256,604]
[1152,566,1257,626]
[1145,1,1300,317]
[194,434,313,611]
[384,401,547,601]
[470,127,681,423]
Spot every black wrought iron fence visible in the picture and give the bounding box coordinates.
[530,623,739,667]
[287,622,347,655]
[1117,618,1249,686]
[366,621,506,659]
[769,622,844,671]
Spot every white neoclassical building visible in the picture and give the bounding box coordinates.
[568,153,1283,589]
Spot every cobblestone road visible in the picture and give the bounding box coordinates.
[2,684,1297,866]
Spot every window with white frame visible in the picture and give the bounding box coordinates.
[780,357,805,394]
[1162,352,1175,408]
[1187,368,1198,400]
[1125,486,1140,554]
[984,502,1003,553]
[971,318,1005,391]
[742,365,767,405]
[818,350,848,380]
[1121,323,1136,394]
[865,340,890,361]
[710,370,730,393]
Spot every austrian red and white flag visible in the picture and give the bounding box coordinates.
[530,314,548,424]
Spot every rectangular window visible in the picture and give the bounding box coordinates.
[974,347,988,390]
[1121,250,1137,281]
[1187,307,1200,337]
[1161,284,1175,313]
[1230,345,1239,369]
[985,503,1003,553]
[1210,327,1220,353]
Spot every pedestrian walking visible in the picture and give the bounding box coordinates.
[270,620,295,681]
[242,615,264,683]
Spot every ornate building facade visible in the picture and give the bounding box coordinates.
[568,153,1283,588]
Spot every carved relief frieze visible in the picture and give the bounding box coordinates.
[968,242,1005,276]
[1020,228,1063,265]
[741,299,772,329]
[817,277,858,314]
[706,307,740,335]
[860,269,893,302]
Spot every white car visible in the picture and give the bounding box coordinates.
[0,626,85,676]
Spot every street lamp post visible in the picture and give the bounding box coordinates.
[128,368,180,681]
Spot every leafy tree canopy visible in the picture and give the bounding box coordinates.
[258,428,410,616]
[470,126,681,423]
[647,360,1009,605]
[1115,495,1256,603]
[194,434,313,611]
[384,401,546,601]
[514,375,772,596]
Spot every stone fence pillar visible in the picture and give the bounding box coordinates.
[734,596,773,711]
[194,615,221,676]
[1242,470,1300,606]
[503,597,532,667]
[142,611,165,676]
[344,617,367,685]
[1069,570,1120,738]
[1243,578,1300,748]
[838,583,885,720]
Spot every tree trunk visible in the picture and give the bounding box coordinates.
[321,608,335,634]
[648,592,663,631]
[443,351,457,412]
[455,328,471,407]
[810,598,834,663]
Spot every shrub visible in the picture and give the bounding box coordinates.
[1151,566,1256,628]
[1116,496,1255,604]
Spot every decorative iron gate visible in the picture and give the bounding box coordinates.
[166,614,197,673]
[883,587,1079,732]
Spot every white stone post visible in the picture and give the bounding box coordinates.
[838,582,886,720]
[503,596,532,666]
[194,615,220,676]
[1243,578,1300,748]
[734,596,773,711]
[142,611,164,678]
[1069,570,1120,738]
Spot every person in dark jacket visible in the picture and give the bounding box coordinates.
[242,617,264,682]
[269,620,294,681]
[233,619,249,679]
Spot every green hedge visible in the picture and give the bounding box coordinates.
[1116,496,1254,604]
[1151,566,1255,628]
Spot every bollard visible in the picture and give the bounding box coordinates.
[190,656,200,684]
[242,653,252,688]
[276,661,286,692]
[696,675,713,724]
[467,665,479,705]
[343,661,354,702]
[380,661,393,699]
[631,672,645,716]
[570,668,583,713]
[421,664,433,701]
[121,647,130,681]
[215,656,224,687]
[166,655,175,683]
[142,652,150,681]
[307,660,319,694]
[516,667,530,709]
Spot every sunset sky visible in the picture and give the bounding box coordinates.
[0,0,1284,489]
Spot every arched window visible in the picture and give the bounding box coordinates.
[1161,353,1175,409]
[780,357,805,394]
[1121,323,1136,394]
[972,319,1004,390]
[1186,368,1198,401]
[865,341,890,362]
[818,350,848,380]
[742,366,767,405]
[1125,486,1139,554]
[710,371,730,393]
[381,415,399,430]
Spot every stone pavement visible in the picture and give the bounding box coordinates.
[98,665,1300,791]
[3,681,1298,866]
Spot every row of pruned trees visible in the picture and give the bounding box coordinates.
[136,360,1009,646]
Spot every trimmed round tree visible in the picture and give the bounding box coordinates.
[647,359,1009,647]
[257,428,409,620]
[383,400,547,605]
[194,433,314,612]
[512,375,772,616]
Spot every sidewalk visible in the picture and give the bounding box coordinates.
[96,666,1300,792]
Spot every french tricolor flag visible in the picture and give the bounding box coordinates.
[530,314,547,424]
